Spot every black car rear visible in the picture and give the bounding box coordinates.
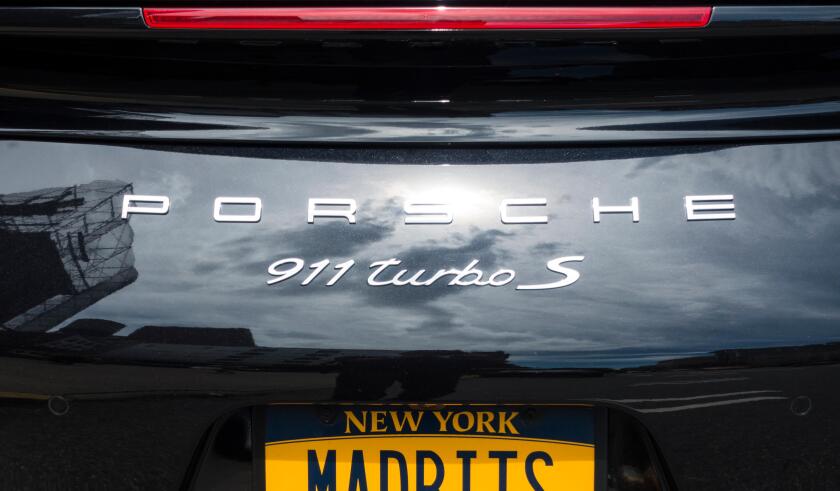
[2,4,840,490]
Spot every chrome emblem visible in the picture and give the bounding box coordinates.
[119,193,735,290]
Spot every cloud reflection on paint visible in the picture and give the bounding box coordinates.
[2,140,839,356]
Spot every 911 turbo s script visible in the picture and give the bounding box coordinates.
[266,256,585,291]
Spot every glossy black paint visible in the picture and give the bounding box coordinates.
[4,8,840,144]
[2,6,840,490]
[0,7,144,34]
[1,140,840,489]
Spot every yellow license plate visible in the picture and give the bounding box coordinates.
[260,404,596,491]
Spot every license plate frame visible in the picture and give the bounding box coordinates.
[254,404,606,491]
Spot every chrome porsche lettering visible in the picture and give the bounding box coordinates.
[499,198,548,224]
[592,196,640,223]
[308,198,357,224]
[118,193,735,291]
[404,201,453,224]
[213,196,262,223]
[120,194,736,222]
[685,194,736,221]
[121,194,170,218]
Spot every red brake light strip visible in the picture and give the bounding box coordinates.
[142,7,713,30]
